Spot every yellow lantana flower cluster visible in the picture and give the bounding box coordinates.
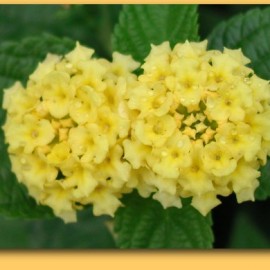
[124,41,270,215]
[2,42,139,222]
[2,40,270,222]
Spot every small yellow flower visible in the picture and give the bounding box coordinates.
[191,192,221,216]
[93,145,131,190]
[41,71,75,119]
[2,82,37,118]
[61,167,98,198]
[223,48,251,65]
[146,132,192,178]
[129,168,156,198]
[206,85,249,122]
[173,40,208,59]
[65,41,94,67]
[123,139,150,169]
[10,153,58,190]
[134,114,176,147]
[71,59,107,91]
[89,188,123,217]
[4,114,55,154]
[68,124,109,165]
[201,142,237,177]
[227,160,260,203]
[215,122,261,162]
[98,106,130,145]
[179,142,215,196]
[206,53,240,85]
[69,86,102,124]
[153,190,182,209]
[172,62,207,107]
[128,84,173,117]
[249,75,270,112]
[111,52,140,77]
[140,42,172,82]
[29,54,61,84]
[41,182,77,223]
[46,141,72,166]
[246,110,270,141]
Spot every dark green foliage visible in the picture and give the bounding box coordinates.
[0,208,115,248]
[112,5,199,63]
[208,7,270,80]
[0,5,122,58]
[114,192,213,248]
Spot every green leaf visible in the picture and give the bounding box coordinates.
[208,7,270,80]
[0,208,116,248]
[0,5,122,58]
[114,192,213,248]
[112,5,199,63]
[0,34,75,219]
[45,4,122,57]
[0,5,62,42]
[255,159,270,200]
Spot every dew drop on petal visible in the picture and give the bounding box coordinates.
[180,98,186,103]
[177,141,184,148]
[66,63,73,69]
[75,101,82,108]
[161,151,168,157]
[244,78,251,85]
[207,102,214,109]
[20,158,26,164]
[78,145,85,152]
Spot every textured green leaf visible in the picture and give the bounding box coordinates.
[114,192,213,248]
[0,5,121,57]
[0,34,75,219]
[208,7,270,80]
[0,5,62,42]
[112,5,199,63]
[0,5,122,58]
[198,5,261,40]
